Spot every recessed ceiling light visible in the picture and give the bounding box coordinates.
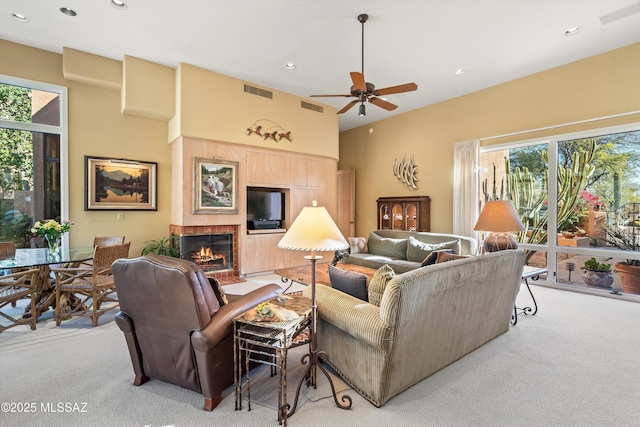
[285,63,296,70]
[564,27,581,36]
[455,69,465,75]
[11,13,28,23]
[110,0,128,10]
[60,7,77,17]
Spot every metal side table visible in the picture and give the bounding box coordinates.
[512,266,547,325]
[234,295,311,426]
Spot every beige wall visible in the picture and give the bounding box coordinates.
[1,39,341,256]
[339,43,640,237]
[175,63,339,159]
[1,40,171,256]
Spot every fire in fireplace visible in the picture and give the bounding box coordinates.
[173,233,233,273]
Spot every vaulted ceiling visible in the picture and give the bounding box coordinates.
[1,0,639,131]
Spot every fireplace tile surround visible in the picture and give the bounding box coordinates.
[169,224,239,279]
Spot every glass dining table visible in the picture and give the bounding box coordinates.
[0,246,94,321]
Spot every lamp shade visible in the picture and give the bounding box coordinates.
[474,200,525,232]
[278,202,348,252]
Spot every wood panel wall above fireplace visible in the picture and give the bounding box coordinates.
[170,137,339,276]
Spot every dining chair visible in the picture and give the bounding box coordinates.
[0,268,39,333]
[1,241,26,307]
[71,236,126,269]
[0,241,17,260]
[52,242,131,327]
[93,236,125,247]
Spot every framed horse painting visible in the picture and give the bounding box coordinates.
[193,158,239,214]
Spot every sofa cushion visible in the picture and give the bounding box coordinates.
[346,253,418,274]
[368,232,408,259]
[348,237,368,254]
[435,251,471,263]
[328,265,368,301]
[368,264,396,307]
[406,236,461,262]
[421,249,455,267]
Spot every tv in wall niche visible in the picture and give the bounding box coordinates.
[85,156,157,210]
[193,158,239,214]
[246,187,285,230]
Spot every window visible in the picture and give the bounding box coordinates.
[480,124,640,299]
[0,76,67,247]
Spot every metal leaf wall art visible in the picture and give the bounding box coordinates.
[393,154,419,189]
[246,119,293,143]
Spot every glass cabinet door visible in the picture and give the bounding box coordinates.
[380,204,391,229]
[405,204,418,231]
[392,204,403,229]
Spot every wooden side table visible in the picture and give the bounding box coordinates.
[512,266,547,325]
[234,295,311,426]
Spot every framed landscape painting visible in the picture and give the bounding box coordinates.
[85,156,157,210]
[193,157,238,214]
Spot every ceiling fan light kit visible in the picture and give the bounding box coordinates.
[310,13,418,115]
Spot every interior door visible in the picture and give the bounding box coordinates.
[337,169,355,238]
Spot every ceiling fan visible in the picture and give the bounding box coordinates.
[310,13,418,116]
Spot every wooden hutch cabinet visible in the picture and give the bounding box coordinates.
[377,196,431,232]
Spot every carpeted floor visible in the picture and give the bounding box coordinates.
[1,276,639,426]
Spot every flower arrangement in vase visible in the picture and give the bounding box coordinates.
[31,219,73,253]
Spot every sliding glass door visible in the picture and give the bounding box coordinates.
[479,124,640,300]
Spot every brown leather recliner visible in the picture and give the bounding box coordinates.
[112,254,280,411]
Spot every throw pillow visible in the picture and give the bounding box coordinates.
[208,277,229,306]
[328,265,368,301]
[421,249,455,267]
[435,252,471,264]
[406,236,462,262]
[348,237,368,254]
[368,264,395,307]
[367,233,408,259]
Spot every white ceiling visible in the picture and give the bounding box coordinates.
[1,0,639,132]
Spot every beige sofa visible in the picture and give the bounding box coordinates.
[303,249,525,407]
[344,230,478,274]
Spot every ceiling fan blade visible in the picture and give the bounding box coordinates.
[375,82,418,96]
[337,100,359,114]
[350,72,366,92]
[369,97,398,111]
[310,94,352,98]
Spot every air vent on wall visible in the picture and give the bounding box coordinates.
[301,101,324,113]
[244,84,273,99]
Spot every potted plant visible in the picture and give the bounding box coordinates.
[581,258,613,289]
[141,237,179,257]
[604,226,640,295]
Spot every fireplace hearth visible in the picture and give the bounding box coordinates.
[169,225,239,279]
[173,232,233,273]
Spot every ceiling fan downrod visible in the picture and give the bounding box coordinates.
[358,14,368,76]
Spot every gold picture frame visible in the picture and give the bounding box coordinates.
[193,157,239,214]
[85,156,157,211]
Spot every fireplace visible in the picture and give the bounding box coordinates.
[173,233,233,273]
[169,225,239,278]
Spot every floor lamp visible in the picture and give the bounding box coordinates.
[277,201,352,416]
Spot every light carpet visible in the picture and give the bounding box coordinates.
[1,277,639,427]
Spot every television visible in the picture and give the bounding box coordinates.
[246,187,285,230]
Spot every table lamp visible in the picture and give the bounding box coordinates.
[277,200,352,415]
[474,200,525,252]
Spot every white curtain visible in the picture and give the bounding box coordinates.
[453,140,480,240]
